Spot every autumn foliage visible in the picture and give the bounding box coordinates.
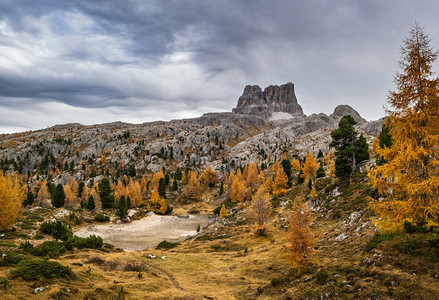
[368,24,439,230]
[0,171,27,230]
[248,185,272,236]
[283,199,314,271]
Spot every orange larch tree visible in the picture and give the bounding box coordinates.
[248,185,272,236]
[368,24,439,230]
[201,165,219,188]
[283,199,314,272]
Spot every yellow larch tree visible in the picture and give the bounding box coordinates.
[368,24,439,230]
[0,171,27,230]
[151,170,164,191]
[272,166,288,196]
[291,159,301,171]
[36,180,51,208]
[322,150,335,165]
[183,170,202,201]
[283,199,314,272]
[114,180,127,201]
[246,162,260,192]
[230,175,245,203]
[64,177,78,208]
[248,185,272,236]
[219,204,228,218]
[302,152,318,184]
[127,179,142,207]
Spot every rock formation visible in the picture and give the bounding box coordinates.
[232,82,305,119]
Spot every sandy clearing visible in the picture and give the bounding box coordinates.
[74,214,215,251]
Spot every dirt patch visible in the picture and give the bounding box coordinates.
[74,214,215,251]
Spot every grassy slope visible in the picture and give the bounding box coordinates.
[2,178,439,299]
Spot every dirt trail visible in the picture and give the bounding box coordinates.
[75,214,214,251]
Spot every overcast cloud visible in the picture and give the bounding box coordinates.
[0,0,438,133]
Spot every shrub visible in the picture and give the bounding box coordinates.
[65,235,103,250]
[364,232,395,252]
[156,240,179,250]
[39,221,56,234]
[52,221,72,241]
[19,240,66,258]
[94,213,110,222]
[315,270,329,285]
[427,235,439,248]
[394,238,421,255]
[0,251,33,266]
[123,262,147,272]
[11,258,74,281]
[403,220,428,233]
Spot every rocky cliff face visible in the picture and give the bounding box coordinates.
[232,82,304,119]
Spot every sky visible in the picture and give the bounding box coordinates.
[1,0,439,134]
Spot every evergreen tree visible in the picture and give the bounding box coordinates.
[52,184,66,208]
[316,161,325,178]
[24,190,34,206]
[158,178,166,198]
[116,196,128,219]
[281,159,292,186]
[376,121,393,165]
[86,195,95,210]
[98,177,115,209]
[172,179,178,191]
[330,115,369,180]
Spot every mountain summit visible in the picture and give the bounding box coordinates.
[232,82,305,119]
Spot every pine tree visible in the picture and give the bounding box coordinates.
[330,115,369,180]
[99,177,114,209]
[369,24,439,230]
[86,194,95,210]
[316,161,325,178]
[52,184,66,208]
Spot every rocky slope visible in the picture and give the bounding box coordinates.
[0,83,384,185]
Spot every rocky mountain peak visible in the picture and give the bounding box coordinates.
[330,104,366,124]
[232,82,305,119]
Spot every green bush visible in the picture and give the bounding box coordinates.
[364,232,395,252]
[427,235,439,248]
[19,240,66,258]
[403,220,428,233]
[65,235,103,250]
[394,238,421,255]
[52,221,72,241]
[39,221,56,234]
[270,276,288,286]
[94,213,110,222]
[11,258,74,281]
[156,240,179,250]
[0,251,33,266]
[315,270,329,285]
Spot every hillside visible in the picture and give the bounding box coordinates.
[5,82,437,300]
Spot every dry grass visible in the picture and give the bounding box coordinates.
[2,182,439,299]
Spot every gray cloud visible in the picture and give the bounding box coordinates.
[0,0,439,133]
